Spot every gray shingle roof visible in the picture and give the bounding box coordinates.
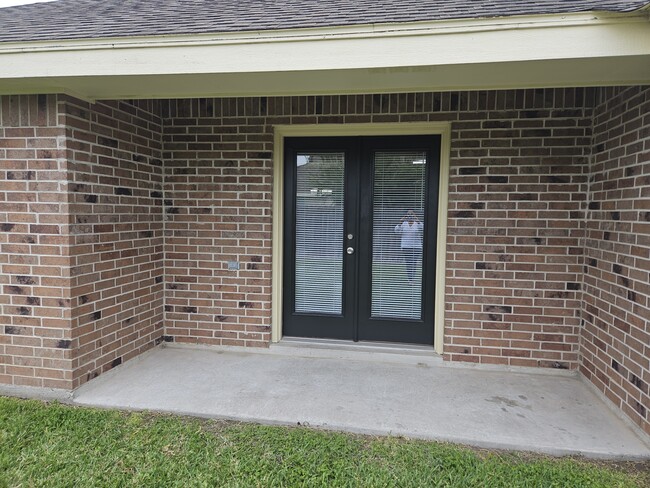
[0,1,647,43]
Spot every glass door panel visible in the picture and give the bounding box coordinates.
[294,152,345,314]
[371,151,427,320]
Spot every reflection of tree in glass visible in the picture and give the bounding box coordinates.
[372,151,427,269]
[374,152,426,208]
[298,153,345,198]
[295,153,345,262]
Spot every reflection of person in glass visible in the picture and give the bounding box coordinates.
[394,210,423,284]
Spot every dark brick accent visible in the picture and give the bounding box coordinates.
[484,305,512,314]
[459,167,485,175]
[486,176,508,183]
[630,374,647,394]
[98,136,118,148]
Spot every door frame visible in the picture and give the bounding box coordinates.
[272,122,451,354]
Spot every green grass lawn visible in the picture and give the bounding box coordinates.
[0,397,647,487]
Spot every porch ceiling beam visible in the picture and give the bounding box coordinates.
[0,11,649,99]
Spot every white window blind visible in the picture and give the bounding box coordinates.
[294,152,345,314]
[371,151,427,319]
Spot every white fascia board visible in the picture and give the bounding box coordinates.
[0,11,649,95]
[2,56,650,101]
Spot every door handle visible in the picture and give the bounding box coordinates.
[346,247,355,255]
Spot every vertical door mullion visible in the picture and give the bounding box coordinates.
[356,137,373,341]
[346,140,361,341]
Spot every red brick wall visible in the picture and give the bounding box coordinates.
[582,85,650,436]
[161,90,593,368]
[446,91,592,369]
[162,99,273,347]
[0,94,73,389]
[62,97,165,388]
[0,95,164,390]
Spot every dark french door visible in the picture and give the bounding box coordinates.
[282,135,440,345]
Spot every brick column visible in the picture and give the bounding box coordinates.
[0,94,73,389]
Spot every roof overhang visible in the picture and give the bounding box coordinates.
[1,10,649,100]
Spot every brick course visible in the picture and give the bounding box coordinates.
[582,85,650,436]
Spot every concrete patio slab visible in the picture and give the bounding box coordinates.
[73,344,650,460]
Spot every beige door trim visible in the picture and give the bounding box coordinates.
[272,122,451,354]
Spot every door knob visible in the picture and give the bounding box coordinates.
[346,247,355,255]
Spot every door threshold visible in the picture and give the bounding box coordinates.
[271,337,441,367]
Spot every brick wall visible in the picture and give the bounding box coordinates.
[582,85,650,436]
[162,99,273,347]
[446,91,591,369]
[161,90,593,368]
[0,95,164,390]
[62,97,165,388]
[0,94,73,389]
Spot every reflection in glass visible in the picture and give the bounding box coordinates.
[295,153,345,314]
[371,151,427,319]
